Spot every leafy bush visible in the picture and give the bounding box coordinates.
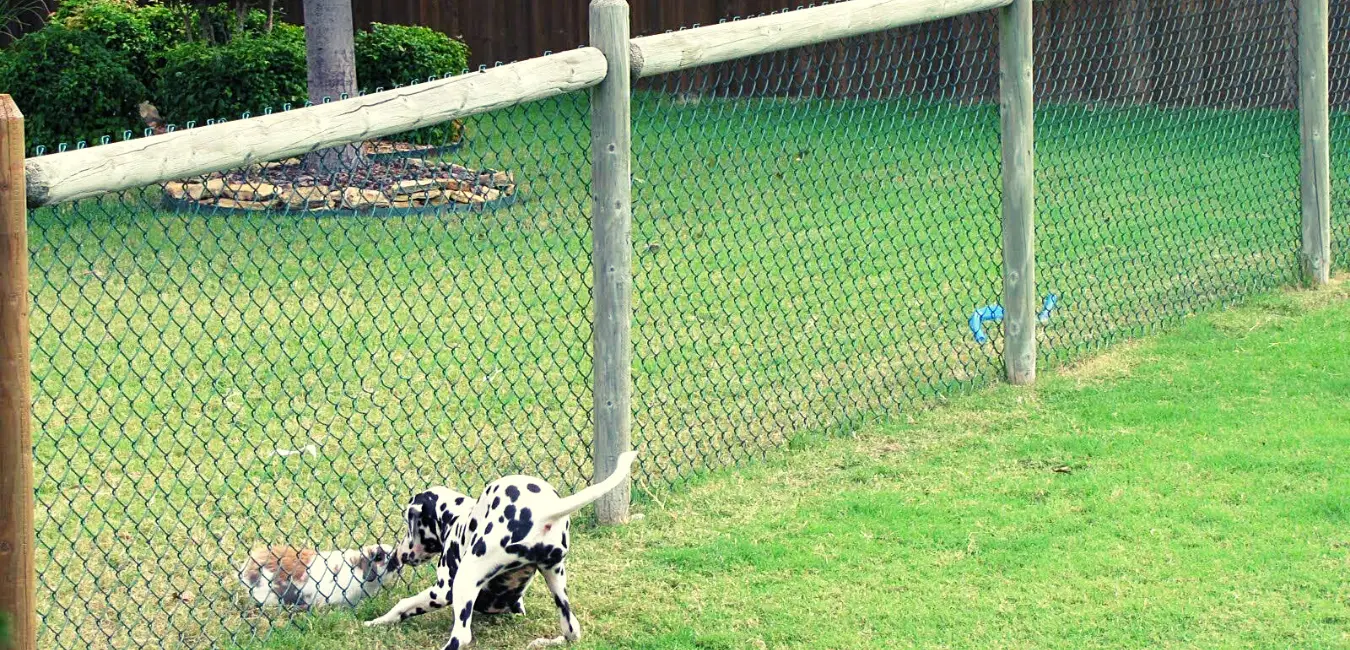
[355,22,470,91]
[57,0,167,88]
[356,23,471,145]
[139,3,192,50]
[155,24,308,123]
[0,25,147,146]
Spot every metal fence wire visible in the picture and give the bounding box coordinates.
[1334,0,1349,270]
[22,0,1326,648]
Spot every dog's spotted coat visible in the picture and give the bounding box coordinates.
[366,452,637,650]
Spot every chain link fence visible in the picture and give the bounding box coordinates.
[630,13,1004,482]
[29,92,595,648]
[22,1,1327,648]
[1037,0,1303,361]
[1334,0,1349,271]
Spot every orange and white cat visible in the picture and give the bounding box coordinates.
[238,543,396,609]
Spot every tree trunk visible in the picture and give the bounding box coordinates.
[302,0,361,173]
[234,0,248,36]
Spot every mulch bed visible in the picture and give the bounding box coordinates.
[162,155,518,216]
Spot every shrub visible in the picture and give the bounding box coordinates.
[155,24,307,123]
[355,22,470,92]
[139,3,192,50]
[355,23,471,145]
[0,25,147,146]
[57,0,167,88]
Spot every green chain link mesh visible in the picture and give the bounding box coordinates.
[1334,0,1349,270]
[1037,0,1302,363]
[23,1,1327,647]
[29,92,594,647]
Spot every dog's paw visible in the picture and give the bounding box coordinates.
[363,617,393,628]
[526,636,567,648]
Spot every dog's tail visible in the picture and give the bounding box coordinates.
[536,451,638,524]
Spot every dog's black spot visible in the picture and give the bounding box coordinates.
[491,497,500,509]
[484,522,494,535]
[554,594,572,624]
[468,518,478,532]
[437,577,445,587]
[508,507,534,543]
[437,509,456,531]
[459,600,474,624]
[500,534,511,547]
[454,497,464,505]
[414,607,425,615]
[472,539,487,557]
[504,542,564,567]
[505,485,520,502]
[429,590,438,602]
[504,505,516,519]
[527,483,542,493]
[562,530,569,547]
[447,639,460,650]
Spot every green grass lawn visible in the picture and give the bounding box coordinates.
[27,92,1313,648]
[251,278,1350,649]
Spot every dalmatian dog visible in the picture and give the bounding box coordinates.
[366,452,638,650]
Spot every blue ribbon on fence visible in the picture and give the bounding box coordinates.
[969,293,1059,344]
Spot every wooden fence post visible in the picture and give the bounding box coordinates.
[0,95,35,650]
[1000,0,1036,384]
[1298,0,1331,286]
[589,0,633,525]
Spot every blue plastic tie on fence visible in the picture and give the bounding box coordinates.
[968,305,1005,344]
[969,293,1060,344]
[1038,293,1059,323]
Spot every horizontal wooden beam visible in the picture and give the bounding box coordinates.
[629,0,1012,78]
[25,47,608,207]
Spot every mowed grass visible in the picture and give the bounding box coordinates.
[28,92,1310,648]
[252,279,1350,650]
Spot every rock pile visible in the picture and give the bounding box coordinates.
[162,157,516,214]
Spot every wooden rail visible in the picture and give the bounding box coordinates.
[628,0,1013,78]
[24,48,608,207]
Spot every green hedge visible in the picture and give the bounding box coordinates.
[58,0,169,89]
[0,25,147,147]
[356,22,470,91]
[4,0,472,147]
[156,23,309,123]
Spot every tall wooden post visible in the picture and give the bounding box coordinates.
[0,95,35,650]
[1000,0,1036,384]
[589,0,633,524]
[1298,0,1331,286]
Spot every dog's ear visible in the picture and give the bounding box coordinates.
[361,545,391,582]
[399,490,447,563]
[411,492,444,539]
